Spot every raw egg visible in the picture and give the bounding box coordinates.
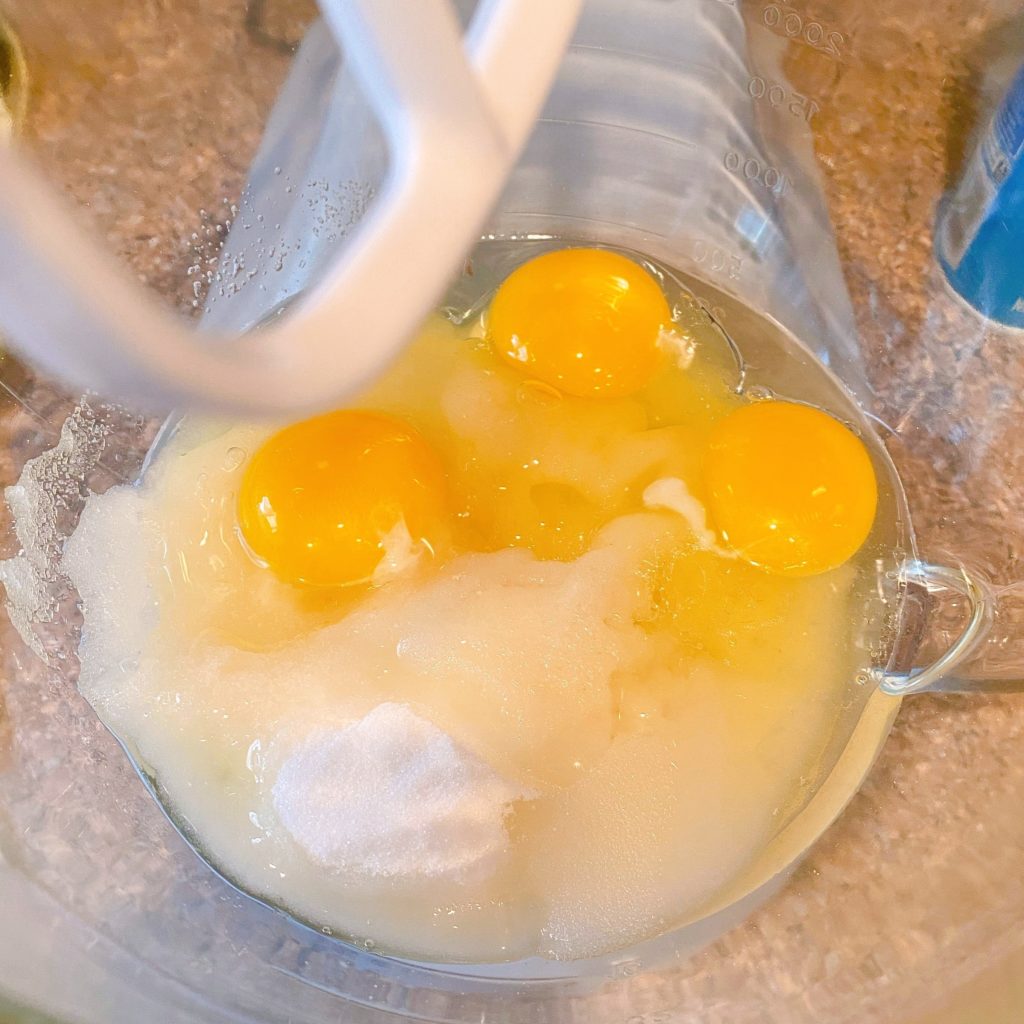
[704,400,877,576]
[237,410,446,587]
[488,247,673,398]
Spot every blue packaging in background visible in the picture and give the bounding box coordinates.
[936,62,1024,328]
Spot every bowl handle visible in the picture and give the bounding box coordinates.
[878,560,1024,695]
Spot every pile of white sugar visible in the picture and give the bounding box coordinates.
[272,703,530,882]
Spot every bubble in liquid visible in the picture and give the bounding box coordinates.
[223,447,246,473]
[516,379,563,408]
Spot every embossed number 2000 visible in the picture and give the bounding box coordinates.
[762,3,845,60]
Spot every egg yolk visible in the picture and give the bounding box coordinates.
[488,247,674,398]
[237,410,446,588]
[704,401,877,577]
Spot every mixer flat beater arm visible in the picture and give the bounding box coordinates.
[0,0,581,415]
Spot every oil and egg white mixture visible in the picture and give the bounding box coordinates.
[63,246,879,961]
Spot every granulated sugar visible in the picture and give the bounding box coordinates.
[272,703,529,882]
[0,402,110,661]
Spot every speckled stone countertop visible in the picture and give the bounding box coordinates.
[0,1,1022,1022]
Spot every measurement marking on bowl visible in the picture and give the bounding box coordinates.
[761,2,847,61]
[747,76,822,124]
[723,150,787,196]
[680,237,743,281]
[538,116,698,151]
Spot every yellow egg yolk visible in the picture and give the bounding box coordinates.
[488,247,674,398]
[704,401,877,577]
[237,410,446,588]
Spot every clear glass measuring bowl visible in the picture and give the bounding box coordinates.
[1,0,1023,1022]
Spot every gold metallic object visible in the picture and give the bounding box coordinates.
[0,13,26,134]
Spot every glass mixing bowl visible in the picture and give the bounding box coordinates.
[0,1,1023,1022]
